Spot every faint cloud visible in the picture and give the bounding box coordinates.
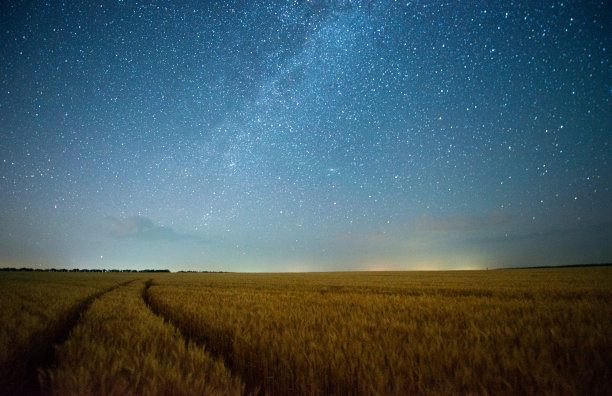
[105,216,205,242]
[469,220,612,244]
[416,212,507,233]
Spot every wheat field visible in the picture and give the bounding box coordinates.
[0,271,139,394]
[39,279,243,396]
[1,267,610,395]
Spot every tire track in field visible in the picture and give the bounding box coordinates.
[18,279,139,396]
[142,280,259,396]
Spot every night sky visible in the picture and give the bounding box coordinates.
[1,1,610,272]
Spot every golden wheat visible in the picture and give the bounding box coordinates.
[39,279,243,396]
[146,268,612,395]
[0,271,138,394]
[2,268,610,395]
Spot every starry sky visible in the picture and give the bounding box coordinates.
[1,1,610,272]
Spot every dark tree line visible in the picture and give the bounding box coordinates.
[0,267,171,273]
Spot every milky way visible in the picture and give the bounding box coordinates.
[1,1,610,271]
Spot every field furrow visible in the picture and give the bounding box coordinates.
[142,280,259,395]
[40,279,244,396]
[0,272,139,396]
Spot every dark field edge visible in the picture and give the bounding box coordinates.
[142,280,257,396]
[3,263,611,274]
[503,262,612,269]
[0,279,139,396]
